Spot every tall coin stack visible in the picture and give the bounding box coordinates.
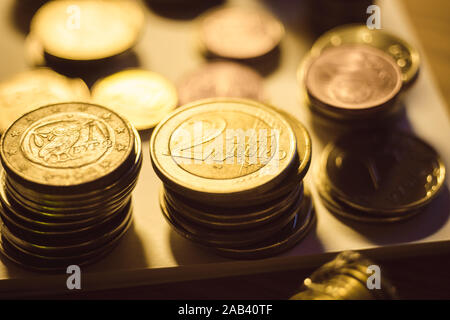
[150,98,314,259]
[316,131,446,223]
[0,103,142,271]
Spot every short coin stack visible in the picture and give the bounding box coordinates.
[150,98,314,259]
[298,25,420,125]
[302,44,403,123]
[317,131,446,223]
[0,103,142,271]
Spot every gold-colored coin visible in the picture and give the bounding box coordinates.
[150,98,297,201]
[92,69,178,130]
[310,24,420,86]
[31,0,145,61]
[0,102,135,192]
[0,69,90,134]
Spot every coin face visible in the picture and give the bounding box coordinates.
[321,131,446,213]
[31,0,145,61]
[92,69,178,130]
[0,69,90,134]
[305,45,402,111]
[151,98,297,196]
[177,61,265,106]
[0,103,135,188]
[311,24,420,86]
[199,7,284,59]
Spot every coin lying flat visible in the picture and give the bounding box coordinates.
[150,98,297,202]
[321,131,445,214]
[0,69,90,134]
[311,24,420,86]
[199,7,284,59]
[177,61,265,106]
[1,102,135,192]
[31,0,145,61]
[316,130,446,224]
[305,45,402,113]
[92,69,178,130]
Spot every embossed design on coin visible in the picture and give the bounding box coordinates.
[22,114,113,168]
[168,112,286,179]
[1,103,134,187]
[305,45,402,110]
[150,99,296,196]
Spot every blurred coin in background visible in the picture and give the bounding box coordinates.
[0,68,89,134]
[177,61,265,106]
[30,0,145,61]
[92,69,178,130]
[198,7,284,59]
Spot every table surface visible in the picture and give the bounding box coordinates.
[0,0,449,299]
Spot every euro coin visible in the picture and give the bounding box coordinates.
[1,102,135,192]
[0,69,90,134]
[177,61,265,106]
[311,24,420,86]
[150,98,297,203]
[30,0,145,61]
[198,7,284,59]
[0,102,142,271]
[92,69,178,130]
[305,45,402,117]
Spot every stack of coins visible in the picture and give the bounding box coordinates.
[150,98,314,259]
[30,0,145,62]
[316,131,446,223]
[198,7,284,60]
[0,102,142,271]
[290,251,398,300]
[298,25,420,125]
[301,44,403,123]
[310,25,420,88]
